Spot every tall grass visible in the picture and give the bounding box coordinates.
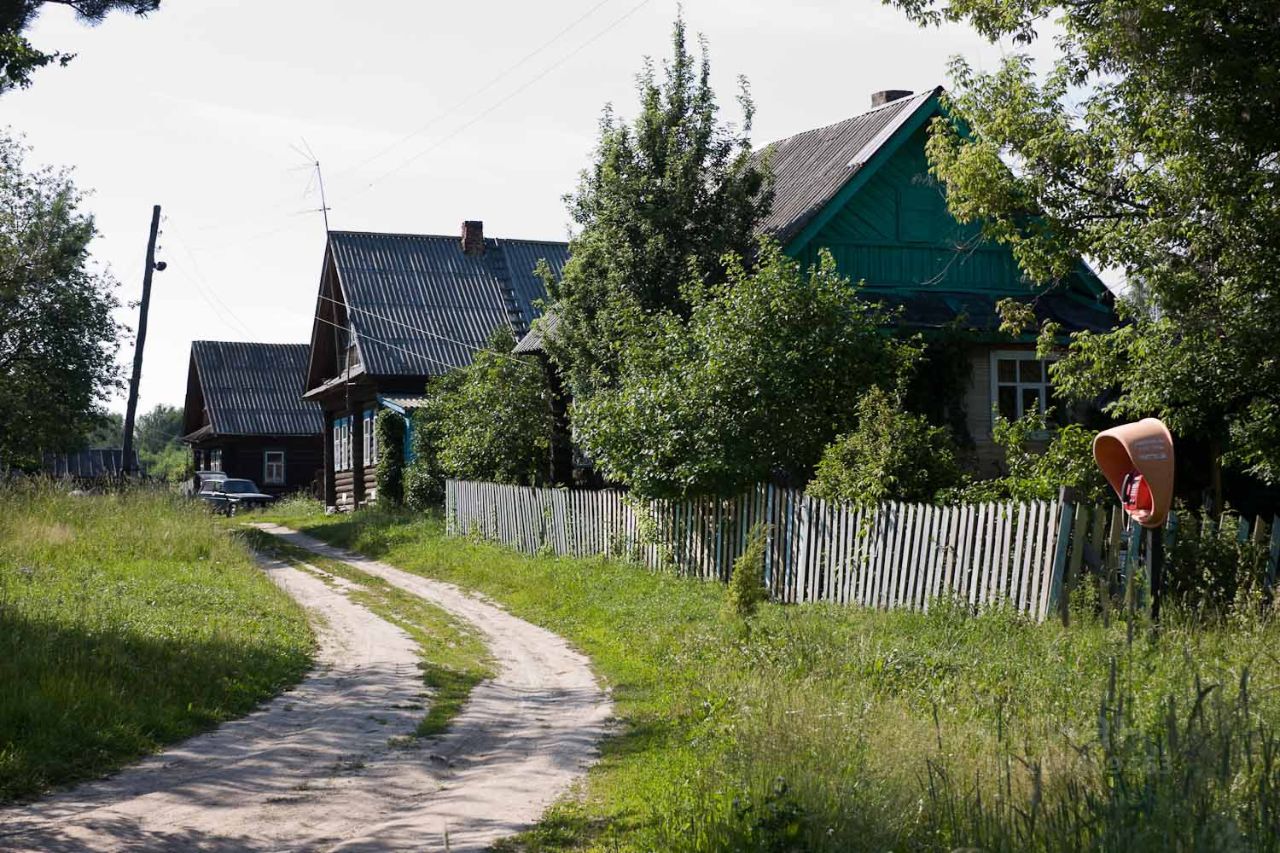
[0,483,312,802]
[258,502,1280,851]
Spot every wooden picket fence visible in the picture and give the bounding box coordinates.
[445,480,1280,622]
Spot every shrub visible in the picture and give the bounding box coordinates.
[425,327,553,486]
[374,409,405,506]
[950,408,1109,504]
[724,523,769,621]
[404,405,445,511]
[808,386,962,505]
[1166,509,1270,614]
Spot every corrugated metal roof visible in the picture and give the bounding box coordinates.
[190,341,323,436]
[513,309,559,355]
[379,394,430,410]
[42,448,141,478]
[328,231,568,377]
[878,289,1115,334]
[758,90,937,244]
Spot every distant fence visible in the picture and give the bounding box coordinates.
[445,480,1280,622]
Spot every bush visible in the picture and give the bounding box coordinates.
[425,327,553,486]
[1166,509,1270,614]
[949,409,1109,504]
[374,409,405,506]
[724,523,769,620]
[404,405,446,511]
[808,386,962,505]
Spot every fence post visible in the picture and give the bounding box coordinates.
[1048,488,1076,624]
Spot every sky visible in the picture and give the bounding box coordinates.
[7,0,1057,415]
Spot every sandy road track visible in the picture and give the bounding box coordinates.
[0,526,611,852]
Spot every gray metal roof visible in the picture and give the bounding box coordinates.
[878,289,1116,334]
[189,341,323,436]
[328,231,568,377]
[513,309,560,355]
[758,89,938,245]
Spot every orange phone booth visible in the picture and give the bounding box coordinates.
[1092,418,1175,528]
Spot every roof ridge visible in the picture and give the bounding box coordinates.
[759,87,938,152]
[329,229,567,245]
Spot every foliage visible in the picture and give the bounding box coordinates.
[574,243,909,499]
[882,0,1280,488]
[0,133,121,469]
[374,408,405,506]
[254,503,1280,852]
[139,441,189,482]
[0,484,311,801]
[544,15,772,400]
[809,385,964,505]
[134,403,182,454]
[723,522,768,621]
[0,1,160,94]
[1166,509,1270,615]
[82,410,123,447]
[952,409,1109,504]
[425,327,553,486]
[900,322,978,449]
[404,396,446,511]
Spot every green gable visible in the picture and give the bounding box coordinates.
[763,92,1115,336]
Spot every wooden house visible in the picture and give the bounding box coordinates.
[519,87,1117,475]
[181,341,324,494]
[303,221,568,510]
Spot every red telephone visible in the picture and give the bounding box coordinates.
[1120,471,1153,521]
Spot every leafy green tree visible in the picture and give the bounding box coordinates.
[882,0,1280,499]
[139,441,189,482]
[403,403,446,511]
[374,408,405,506]
[545,15,772,400]
[574,243,910,499]
[82,410,122,447]
[809,386,963,505]
[0,132,120,469]
[2,1,161,94]
[134,403,182,454]
[426,327,554,486]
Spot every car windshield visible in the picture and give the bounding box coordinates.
[222,480,257,494]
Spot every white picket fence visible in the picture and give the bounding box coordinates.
[446,480,1072,619]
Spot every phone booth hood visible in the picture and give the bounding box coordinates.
[1092,418,1175,528]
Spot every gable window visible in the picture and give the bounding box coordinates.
[264,450,286,485]
[990,350,1060,425]
[363,409,377,466]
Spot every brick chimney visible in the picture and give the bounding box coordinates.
[461,220,484,255]
[871,89,913,107]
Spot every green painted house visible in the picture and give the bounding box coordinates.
[759,87,1117,472]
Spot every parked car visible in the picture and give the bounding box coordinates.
[183,469,227,496]
[198,478,275,515]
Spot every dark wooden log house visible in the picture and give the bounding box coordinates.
[181,341,324,494]
[303,221,568,510]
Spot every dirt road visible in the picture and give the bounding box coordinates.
[0,526,611,851]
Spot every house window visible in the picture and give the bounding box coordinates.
[209,449,222,472]
[990,350,1060,425]
[264,451,286,485]
[363,409,377,466]
[333,416,352,471]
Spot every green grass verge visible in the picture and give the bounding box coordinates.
[0,484,313,803]
[255,500,1280,851]
[242,528,494,738]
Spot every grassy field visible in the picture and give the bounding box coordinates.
[256,499,1280,852]
[0,485,313,803]
[243,528,494,738]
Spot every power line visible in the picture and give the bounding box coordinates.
[163,216,260,341]
[350,0,655,199]
[333,0,621,181]
[311,313,467,375]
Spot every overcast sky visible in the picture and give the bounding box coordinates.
[7,0,1052,415]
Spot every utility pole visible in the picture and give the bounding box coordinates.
[122,204,164,477]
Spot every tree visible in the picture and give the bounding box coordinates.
[82,410,122,447]
[2,1,161,94]
[0,132,120,469]
[134,403,182,454]
[545,15,772,400]
[426,327,554,486]
[809,386,963,505]
[882,0,1280,501]
[573,243,912,499]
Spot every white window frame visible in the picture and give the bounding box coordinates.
[363,409,377,467]
[333,416,353,471]
[263,450,286,485]
[989,350,1059,428]
[210,449,223,472]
